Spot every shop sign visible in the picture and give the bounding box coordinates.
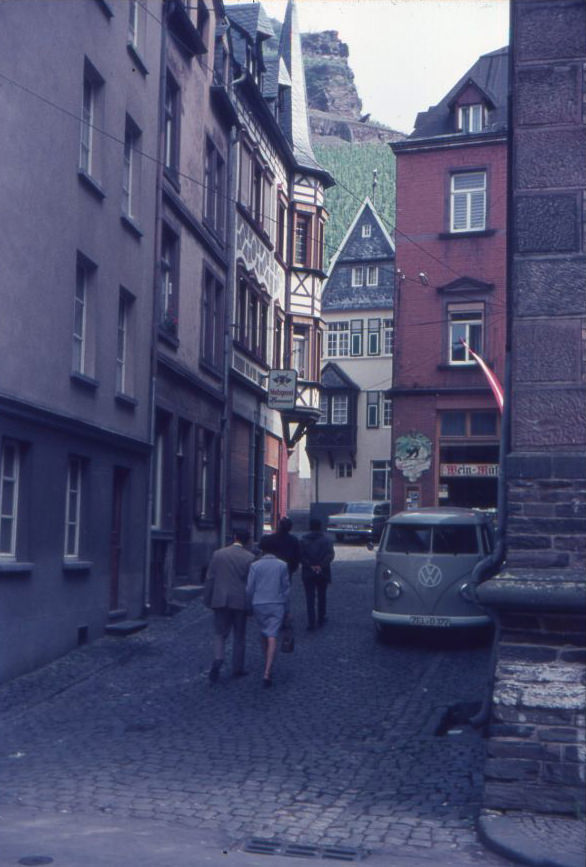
[267,369,297,409]
[440,463,498,477]
[395,432,432,482]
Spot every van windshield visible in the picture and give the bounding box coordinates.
[386,524,479,554]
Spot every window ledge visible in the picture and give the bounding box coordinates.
[93,0,113,18]
[438,229,496,240]
[62,560,93,573]
[71,371,99,390]
[158,327,179,349]
[0,560,34,574]
[164,167,181,194]
[120,213,143,239]
[200,357,224,380]
[78,169,106,200]
[126,42,148,76]
[437,362,484,371]
[115,392,138,409]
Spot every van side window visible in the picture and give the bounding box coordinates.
[433,525,478,554]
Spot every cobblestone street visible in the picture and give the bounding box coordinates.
[0,546,512,865]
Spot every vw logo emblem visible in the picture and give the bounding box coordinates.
[418,563,442,588]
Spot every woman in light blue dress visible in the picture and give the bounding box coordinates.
[246,534,290,687]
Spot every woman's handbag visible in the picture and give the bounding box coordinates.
[281,618,295,653]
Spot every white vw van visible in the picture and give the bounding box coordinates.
[372,507,494,638]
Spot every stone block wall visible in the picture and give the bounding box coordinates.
[484,602,586,815]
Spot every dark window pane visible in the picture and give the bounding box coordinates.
[432,525,478,554]
[386,525,432,553]
[441,412,466,436]
[471,411,497,436]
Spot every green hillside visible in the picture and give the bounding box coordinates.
[313,141,396,268]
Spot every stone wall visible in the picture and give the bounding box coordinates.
[482,583,586,814]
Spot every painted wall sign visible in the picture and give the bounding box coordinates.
[267,369,297,410]
[395,432,432,482]
[440,463,499,477]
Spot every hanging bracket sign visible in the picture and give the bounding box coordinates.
[267,369,297,410]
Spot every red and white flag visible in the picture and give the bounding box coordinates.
[461,340,504,414]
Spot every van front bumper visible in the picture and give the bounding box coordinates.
[372,610,492,628]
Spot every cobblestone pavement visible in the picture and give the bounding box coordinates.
[0,545,513,864]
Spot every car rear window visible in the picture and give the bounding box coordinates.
[385,523,479,554]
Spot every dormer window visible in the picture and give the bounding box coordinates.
[362,224,371,238]
[459,104,485,133]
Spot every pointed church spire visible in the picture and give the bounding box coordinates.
[278,0,321,172]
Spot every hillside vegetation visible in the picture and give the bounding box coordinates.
[313,141,396,268]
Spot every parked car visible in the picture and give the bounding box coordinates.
[327,501,390,542]
[372,507,494,638]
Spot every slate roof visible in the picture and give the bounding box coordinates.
[277,0,322,173]
[321,362,359,391]
[410,47,508,140]
[225,3,275,72]
[322,198,395,312]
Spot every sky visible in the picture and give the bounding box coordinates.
[261,0,510,133]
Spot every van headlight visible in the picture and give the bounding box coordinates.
[459,582,477,602]
[384,579,402,600]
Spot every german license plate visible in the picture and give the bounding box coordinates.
[409,615,451,627]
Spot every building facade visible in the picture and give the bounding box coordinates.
[307,198,395,509]
[0,0,330,681]
[0,0,162,679]
[390,48,508,515]
[224,1,332,540]
[477,0,586,826]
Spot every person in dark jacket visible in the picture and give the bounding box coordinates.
[204,528,255,682]
[300,518,335,630]
[261,516,300,580]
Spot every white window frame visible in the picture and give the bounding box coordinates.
[459,103,484,133]
[362,224,371,238]
[351,266,364,287]
[122,118,141,219]
[128,0,139,47]
[366,266,379,287]
[382,318,393,356]
[317,392,328,424]
[164,73,179,173]
[383,398,393,428]
[73,261,87,374]
[350,320,363,356]
[64,457,82,558]
[448,304,484,365]
[371,460,391,501]
[336,462,352,479]
[450,171,486,232]
[292,327,309,378]
[331,395,348,425]
[116,294,128,394]
[0,440,20,558]
[80,77,94,175]
[327,322,349,358]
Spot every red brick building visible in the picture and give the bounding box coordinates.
[390,48,508,514]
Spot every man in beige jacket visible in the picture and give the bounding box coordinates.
[204,528,255,682]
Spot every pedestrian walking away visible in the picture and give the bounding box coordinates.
[262,516,301,580]
[300,518,335,630]
[203,528,255,683]
[246,534,290,687]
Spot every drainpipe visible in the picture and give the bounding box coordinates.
[219,121,239,547]
[468,23,515,728]
[143,5,168,613]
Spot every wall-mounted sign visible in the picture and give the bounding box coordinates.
[440,463,499,477]
[267,369,297,410]
[395,432,432,482]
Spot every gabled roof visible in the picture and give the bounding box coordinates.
[225,3,275,41]
[321,362,360,391]
[410,47,508,140]
[322,197,395,312]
